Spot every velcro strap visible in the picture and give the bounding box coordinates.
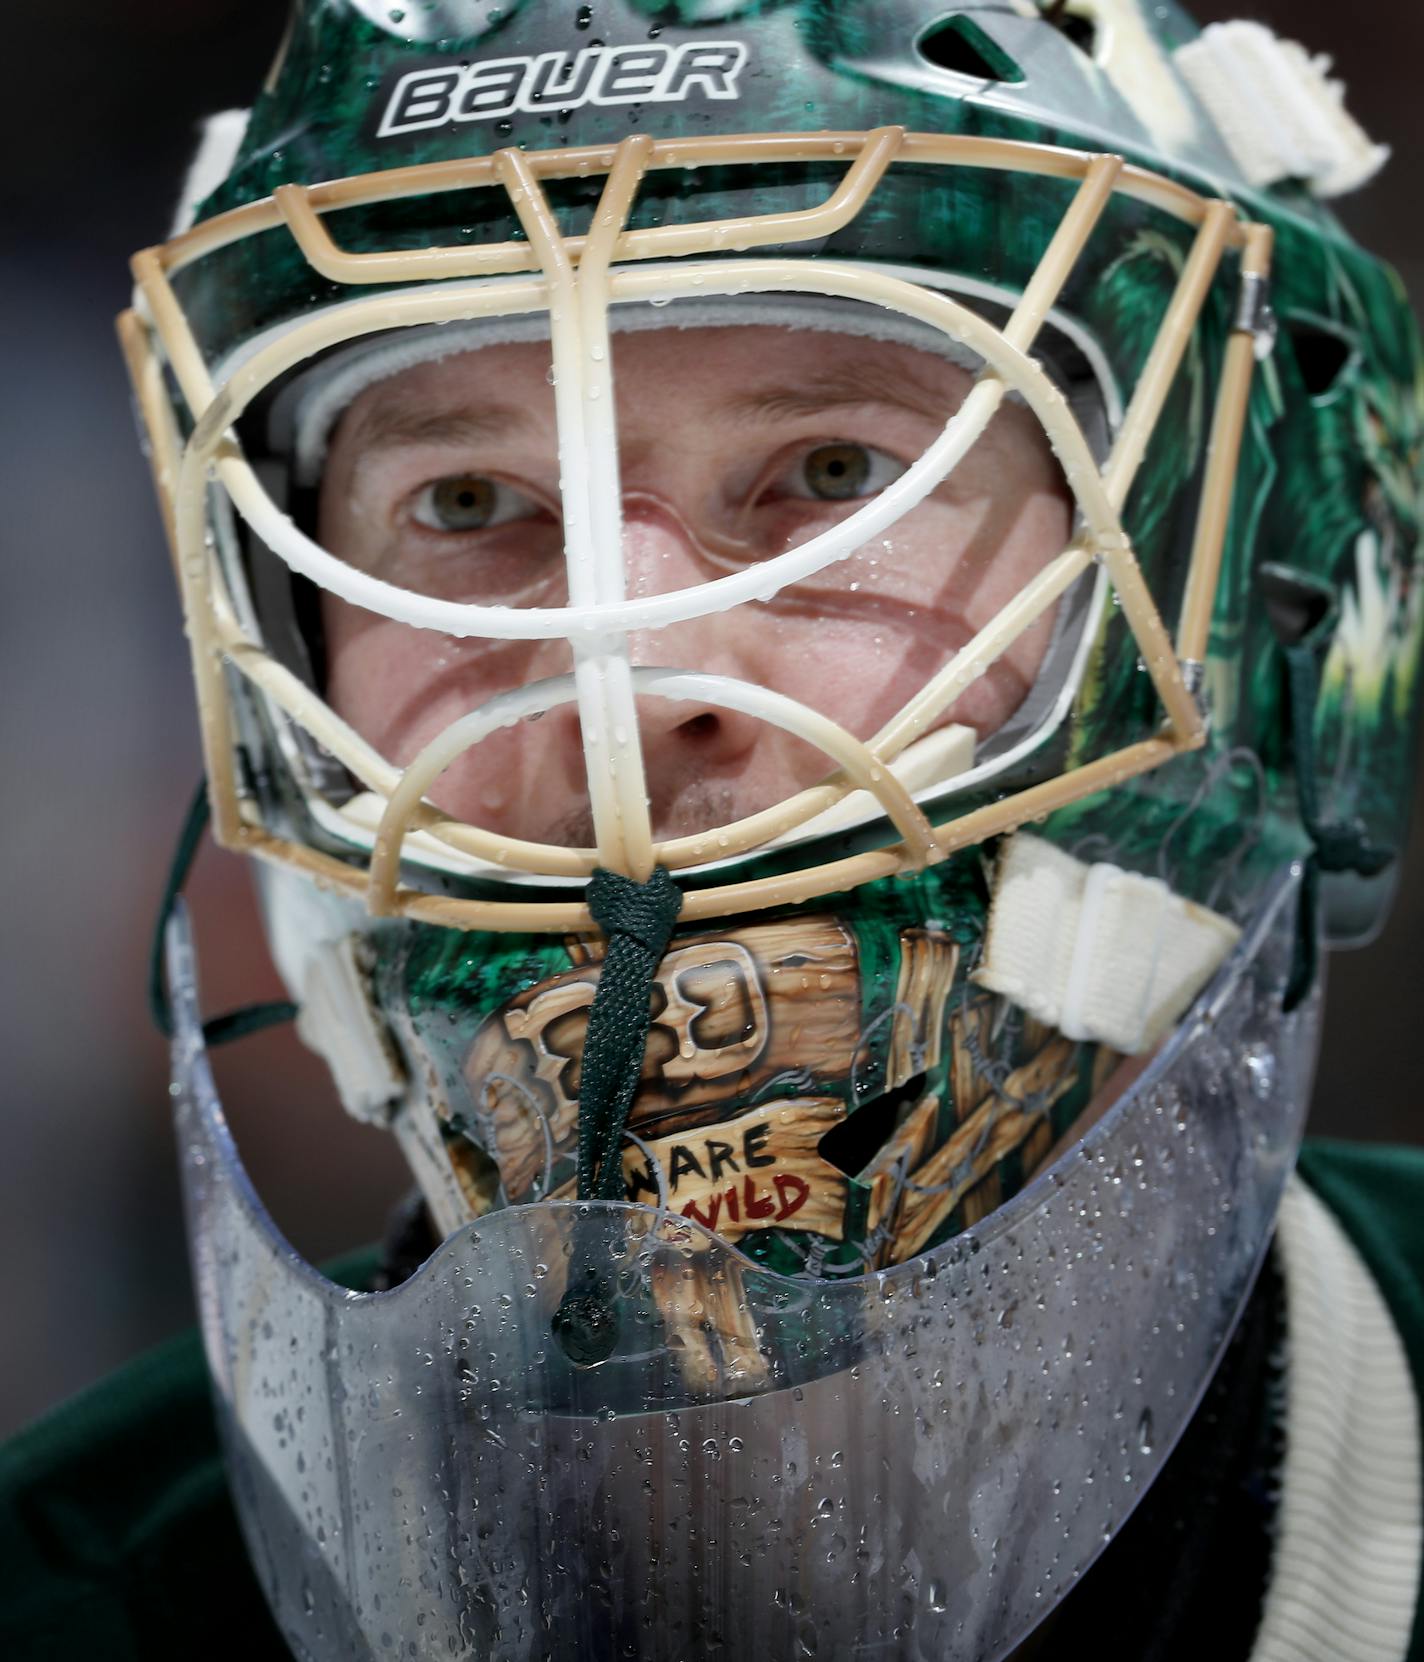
[976,834,1241,1056]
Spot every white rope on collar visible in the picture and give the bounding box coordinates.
[1250,1174,1422,1662]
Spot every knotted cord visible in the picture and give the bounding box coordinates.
[553,865,684,1365]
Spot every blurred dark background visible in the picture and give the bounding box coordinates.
[1,0,1420,1438]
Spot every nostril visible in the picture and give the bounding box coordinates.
[679,712,721,742]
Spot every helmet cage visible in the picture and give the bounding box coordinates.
[120,126,1274,934]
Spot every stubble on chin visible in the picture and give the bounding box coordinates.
[538,778,745,850]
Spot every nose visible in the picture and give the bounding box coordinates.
[618,492,714,603]
[618,495,766,767]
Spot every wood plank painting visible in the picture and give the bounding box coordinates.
[444,901,1109,1275]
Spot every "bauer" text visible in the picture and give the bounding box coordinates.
[377,41,747,138]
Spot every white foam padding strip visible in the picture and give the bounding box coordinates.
[330,721,975,871]
[1250,1177,1422,1662]
[288,294,991,485]
[295,934,405,1124]
[1176,23,1389,199]
[766,722,976,849]
[975,833,1241,1055]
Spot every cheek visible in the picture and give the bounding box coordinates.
[990,487,1073,678]
[756,482,1072,741]
[739,609,942,747]
[322,600,422,746]
[321,596,561,764]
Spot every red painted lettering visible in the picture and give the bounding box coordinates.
[743,1176,776,1220]
[681,1192,723,1230]
[773,1173,810,1221]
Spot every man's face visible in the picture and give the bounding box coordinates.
[319,325,1072,845]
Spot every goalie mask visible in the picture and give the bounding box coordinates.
[125,2,1424,1657]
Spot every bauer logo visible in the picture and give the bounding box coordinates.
[376,41,748,138]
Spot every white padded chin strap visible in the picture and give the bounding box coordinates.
[976,833,1241,1055]
[1176,23,1389,199]
[1250,1177,1422,1662]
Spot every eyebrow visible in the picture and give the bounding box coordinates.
[720,359,965,427]
[343,400,532,453]
[339,355,964,455]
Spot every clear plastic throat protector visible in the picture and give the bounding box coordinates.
[170,865,1314,1662]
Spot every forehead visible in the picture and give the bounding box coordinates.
[329,325,981,444]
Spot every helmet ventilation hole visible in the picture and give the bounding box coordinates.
[1283,319,1356,400]
[916,17,1026,84]
[1258,563,1335,648]
[1039,1,1099,60]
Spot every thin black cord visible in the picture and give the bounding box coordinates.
[149,779,298,1046]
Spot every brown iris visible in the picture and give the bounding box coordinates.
[802,443,872,500]
[429,475,496,530]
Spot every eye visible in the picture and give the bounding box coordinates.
[776,443,907,503]
[410,474,543,533]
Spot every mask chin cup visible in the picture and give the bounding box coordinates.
[167,863,1315,1662]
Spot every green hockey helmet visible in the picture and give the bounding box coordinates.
[128,5,1421,1656]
